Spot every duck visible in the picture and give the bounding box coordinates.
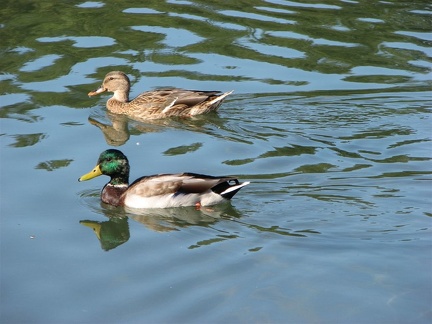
[78,149,250,209]
[88,71,233,120]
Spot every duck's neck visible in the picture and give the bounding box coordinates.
[100,173,129,206]
[113,89,129,102]
[107,90,130,114]
[109,172,129,186]
[102,183,128,206]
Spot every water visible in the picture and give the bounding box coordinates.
[1,0,431,323]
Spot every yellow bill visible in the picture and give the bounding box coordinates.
[80,221,102,240]
[78,164,103,181]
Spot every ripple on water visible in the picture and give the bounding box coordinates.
[1,1,431,322]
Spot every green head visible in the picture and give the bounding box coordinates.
[79,149,130,185]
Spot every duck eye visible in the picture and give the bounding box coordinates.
[109,77,114,80]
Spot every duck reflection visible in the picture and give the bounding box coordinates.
[80,203,243,251]
[88,109,229,146]
[88,113,130,146]
[88,111,170,147]
[80,217,130,251]
[127,205,240,230]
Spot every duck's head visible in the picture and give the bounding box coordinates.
[88,71,131,98]
[79,149,130,184]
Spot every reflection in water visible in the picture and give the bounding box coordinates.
[88,114,130,146]
[80,217,130,251]
[88,107,242,146]
[80,203,244,251]
[2,0,429,114]
[128,205,238,231]
[7,133,47,148]
[87,109,202,146]
[35,159,74,171]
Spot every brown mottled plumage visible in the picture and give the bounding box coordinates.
[88,71,233,120]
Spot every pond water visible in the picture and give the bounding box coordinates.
[1,0,431,323]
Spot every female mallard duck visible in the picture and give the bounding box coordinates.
[88,71,233,120]
[78,149,249,208]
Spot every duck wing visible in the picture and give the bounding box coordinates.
[132,89,222,112]
[127,173,233,196]
[122,173,249,208]
[126,174,186,197]
[167,90,223,106]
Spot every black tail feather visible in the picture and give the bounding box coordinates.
[212,179,249,200]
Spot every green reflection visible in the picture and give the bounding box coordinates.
[163,142,202,156]
[8,133,46,147]
[80,217,130,251]
[35,159,73,171]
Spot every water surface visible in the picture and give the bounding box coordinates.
[1,0,431,323]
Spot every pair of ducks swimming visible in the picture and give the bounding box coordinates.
[80,71,249,209]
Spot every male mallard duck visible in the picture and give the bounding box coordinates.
[78,149,249,208]
[88,71,233,120]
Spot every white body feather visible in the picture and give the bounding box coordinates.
[124,191,226,208]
